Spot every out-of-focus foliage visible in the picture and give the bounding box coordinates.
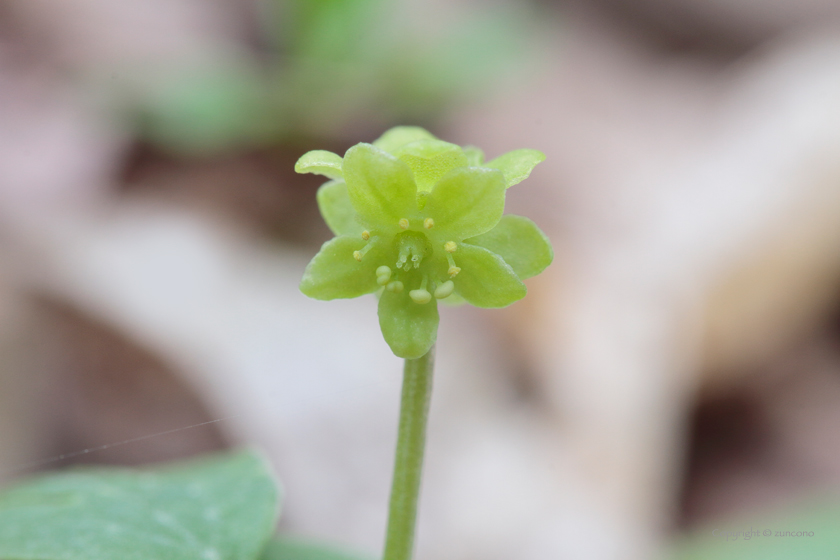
[136,0,533,154]
[0,448,377,559]
[261,537,372,560]
[0,451,279,560]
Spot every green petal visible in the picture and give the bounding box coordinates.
[485,149,545,188]
[378,288,439,359]
[343,143,417,228]
[317,180,364,236]
[425,167,506,239]
[452,243,526,308]
[373,126,437,154]
[462,145,485,166]
[465,215,553,280]
[439,292,467,306]
[300,236,393,300]
[395,139,468,193]
[295,150,344,180]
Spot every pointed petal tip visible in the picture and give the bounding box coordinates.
[485,148,545,188]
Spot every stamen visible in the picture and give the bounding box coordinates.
[362,230,371,240]
[424,218,434,229]
[399,218,410,230]
[353,242,375,262]
[409,276,431,303]
[376,266,392,286]
[434,280,455,299]
[446,253,460,277]
[410,282,432,304]
[444,241,457,253]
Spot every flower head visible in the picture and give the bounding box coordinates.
[297,126,552,358]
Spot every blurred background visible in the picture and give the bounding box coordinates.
[2,0,840,559]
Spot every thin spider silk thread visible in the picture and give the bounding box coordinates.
[0,416,238,477]
[1,375,399,477]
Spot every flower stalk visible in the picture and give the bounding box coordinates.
[383,348,435,560]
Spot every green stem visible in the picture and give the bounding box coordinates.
[383,347,435,560]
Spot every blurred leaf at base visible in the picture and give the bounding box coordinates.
[0,449,280,560]
[670,496,840,560]
[261,537,373,560]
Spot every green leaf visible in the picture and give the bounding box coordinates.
[462,146,485,166]
[394,139,468,193]
[372,126,437,155]
[343,143,417,228]
[465,215,552,280]
[296,150,344,180]
[378,286,439,359]
[316,181,364,236]
[261,537,372,560]
[453,244,526,308]
[0,450,279,560]
[425,167,506,239]
[485,149,545,188]
[301,236,394,300]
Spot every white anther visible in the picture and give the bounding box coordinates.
[434,281,455,299]
[424,218,434,229]
[409,289,432,304]
[399,218,409,230]
[444,241,457,253]
[362,230,371,240]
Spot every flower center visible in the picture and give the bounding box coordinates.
[394,230,432,271]
[364,230,458,304]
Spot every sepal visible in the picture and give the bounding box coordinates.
[485,148,545,188]
[295,150,343,180]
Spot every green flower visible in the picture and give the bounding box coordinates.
[296,126,553,359]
